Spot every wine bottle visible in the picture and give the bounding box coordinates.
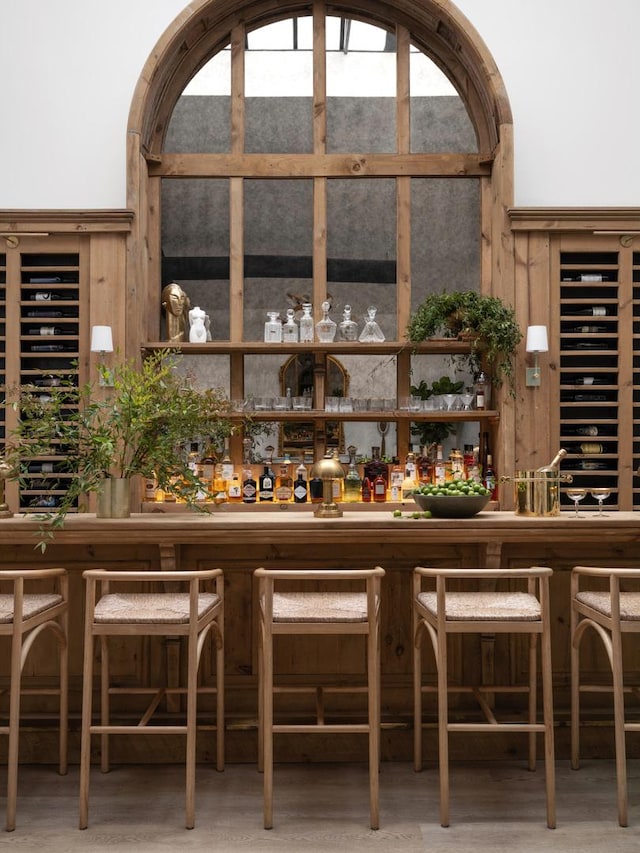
[536,448,567,473]
[29,343,76,352]
[572,306,608,316]
[27,327,63,336]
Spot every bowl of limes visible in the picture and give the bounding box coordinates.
[411,479,491,518]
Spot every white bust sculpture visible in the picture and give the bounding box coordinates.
[188,306,207,343]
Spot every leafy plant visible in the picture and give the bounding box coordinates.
[410,375,464,448]
[406,290,522,389]
[3,349,235,535]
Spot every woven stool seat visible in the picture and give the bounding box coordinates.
[575,590,640,621]
[272,591,368,622]
[94,592,221,624]
[0,568,68,832]
[416,590,541,622]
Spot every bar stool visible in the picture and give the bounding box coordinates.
[255,566,384,830]
[0,567,68,832]
[413,565,555,828]
[571,565,640,826]
[79,568,224,829]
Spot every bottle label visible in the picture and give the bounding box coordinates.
[294,483,307,501]
[242,482,257,501]
[228,482,242,499]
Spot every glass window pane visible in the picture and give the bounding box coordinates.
[326,17,396,153]
[327,178,397,339]
[166,50,231,153]
[160,178,230,340]
[243,179,313,340]
[410,46,477,153]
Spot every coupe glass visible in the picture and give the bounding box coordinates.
[566,487,587,518]
[590,487,611,517]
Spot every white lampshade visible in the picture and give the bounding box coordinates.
[90,325,114,353]
[525,325,548,353]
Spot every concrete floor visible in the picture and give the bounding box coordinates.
[3,760,639,852]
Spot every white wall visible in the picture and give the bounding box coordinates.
[1,0,638,209]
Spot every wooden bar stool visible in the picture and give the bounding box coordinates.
[79,568,224,830]
[255,566,384,830]
[571,565,640,826]
[413,565,555,828]
[0,567,68,832]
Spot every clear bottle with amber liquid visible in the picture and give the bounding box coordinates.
[275,462,293,503]
[343,445,362,503]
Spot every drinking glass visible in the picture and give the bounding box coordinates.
[566,487,587,518]
[590,487,611,517]
[460,392,475,410]
[442,393,459,411]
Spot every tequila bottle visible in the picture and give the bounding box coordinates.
[282,308,299,343]
[299,302,314,342]
[343,445,362,503]
[315,300,337,343]
[338,304,358,341]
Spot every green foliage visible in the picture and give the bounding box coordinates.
[3,349,235,532]
[406,290,522,388]
[410,375,464,448]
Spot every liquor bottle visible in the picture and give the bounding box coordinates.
[536,448,567,473]
[433,445,447,486]
[338,304,358,341]
[402,451,418,499]
[212,463,228,504]
[187,442,200,474]
[299,303,314,343]
[449,448,465,479]
[242,466,257,503]
[473,371,489,410]
[259,463,275,501]
[264,311,282,343]
[144,474,158,502]
[198,444,217,487]
[275,463,293,503]
[282,308,299,343]
[293,462,308,503]
[364,446,388,493]
[315,300,337,343]
[343,446,362,503]
[417,446,433,486]
[309,471,323,503]
[361,476,372,502]
[221,443,234,483]
[484,454,497,499]
[226,473,242,503]
[373,472,387,502]
[389,457,403,501]
[463,444,475,478]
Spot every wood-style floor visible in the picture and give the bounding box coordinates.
[3,760,639,851]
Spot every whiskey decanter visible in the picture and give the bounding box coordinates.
[358,305,385,343]
[299,302,314,342]
[315,300,337,343]
[282,308,299,343]
[338,304,358,341]
[264,311,282,343]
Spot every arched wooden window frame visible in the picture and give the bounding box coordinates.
[125,0,515,464]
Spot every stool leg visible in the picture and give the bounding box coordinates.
[59,610,69,777]
[570,608,581,771]
[262,616,274,829]
[6,628,23,832]
[611,625,628,827]
[527,632,537,771]
[368,612,380,830]
[216,622,225,772]
[436,628,450,827]
[541,608,556,829]
[100,636,110,773]
[79,634,95,829]
[413,612,423,772]
[185,628,198,829]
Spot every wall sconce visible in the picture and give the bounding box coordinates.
[525,325,548,387]
[90,325,114,386]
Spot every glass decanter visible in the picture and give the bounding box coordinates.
[315,300,337,343]
[282,307,299,343]
[338,304,358,341]
[299,302,314,342]
[264,311,282,343]
[358,305,385,343]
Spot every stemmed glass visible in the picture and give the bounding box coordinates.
[442,393,459,411]
[460,392,475,411]
[590,487,611,517]
[566,487,588,518]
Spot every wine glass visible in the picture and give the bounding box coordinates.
[566,487,587,518]
[590,487,611,517]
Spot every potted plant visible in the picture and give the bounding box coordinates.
[406,290,523,389]
[3,349,234,538]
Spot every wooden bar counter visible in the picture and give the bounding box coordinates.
[2,508,640,765]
